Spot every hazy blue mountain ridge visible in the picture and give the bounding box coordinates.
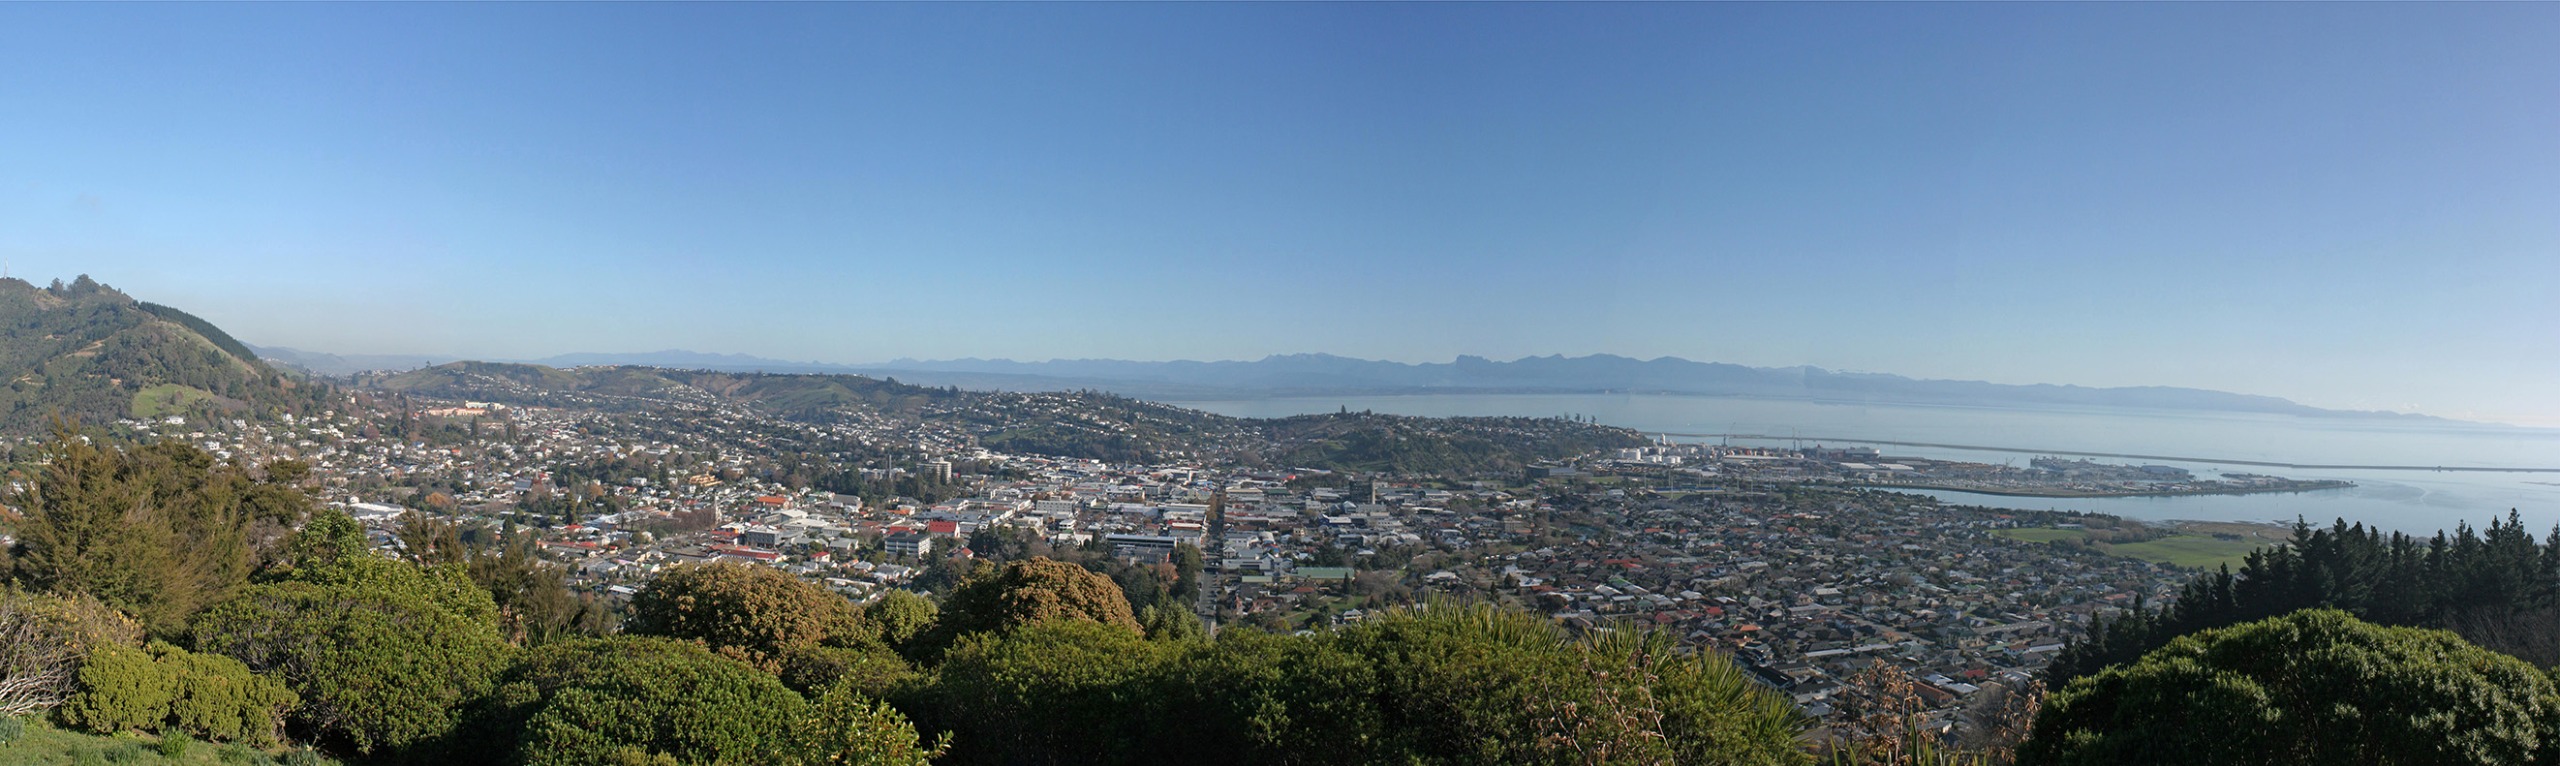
[257,346,2434,422]
[862,353,2420,420]
[252,346,449,376]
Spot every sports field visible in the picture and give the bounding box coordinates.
[1995,522,2284,570]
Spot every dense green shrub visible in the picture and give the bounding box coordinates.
[1151,625,1386,764]
[622,562,871,672]
[2020,608,2560,765]
[193,579,509,757]
[914,557,1140,658]
[191,509,510,757]
[54,644,172,736]
[775,644,915,699]
[58,641,297,747]
[190,523,503,757]
[464,636,810,766]
[159,645,298,747]
[268,510,501,628]
[1318,603,1808,765]
[910,602,1809,766]
[1584,629,1812,765]
[1139,602,1205,643]
[860,589,937,652]
[914,620,1173,765]
[793,679,944,766]
[0,714,23,745]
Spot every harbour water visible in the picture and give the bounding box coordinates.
[1170,393,2560,536]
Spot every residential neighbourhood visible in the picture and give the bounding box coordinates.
[72,386,2190,738]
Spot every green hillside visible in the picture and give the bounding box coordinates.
[0,277,325,432]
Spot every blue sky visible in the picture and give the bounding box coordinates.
[2,4,2555,424]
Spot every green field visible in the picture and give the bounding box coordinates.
[2106,536,2264,570]
[1996,526,2273,571]
[130,383,216,419]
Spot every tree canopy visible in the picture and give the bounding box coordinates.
[8,428,289,637]
[919,557,1140,656]
[622,561,872,672]
[2021,609,2560,766]
[464,636,811,766]
[191,509,513,758]
[466,635,940,766]
[2051,513,2560,683]
[906,602,1812,766]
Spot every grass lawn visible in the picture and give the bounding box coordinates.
[1996,525,2273,571]
[2106,536,2264,570]
[129,383,216,419]
[0,717,334,766]
[2175,521,2295,546]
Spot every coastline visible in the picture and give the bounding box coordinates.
[1858,479,2356,499]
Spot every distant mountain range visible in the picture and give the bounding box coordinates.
[251,347,450,377]
[254,346,2439,422]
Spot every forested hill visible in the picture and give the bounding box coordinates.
[0,277,326,432]
[369,361,1647,472]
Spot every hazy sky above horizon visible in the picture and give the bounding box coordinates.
[2,4,2556,424]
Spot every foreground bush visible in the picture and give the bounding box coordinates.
[2019,608,2560,766]
[0,587,140,718]
[192,510,512,757]
[466,636,807,766]
[622,562,872,673]
[908,602,1811,766]
[913,557,1140,659]
[915,620,1172,765]
[794,679,945,766]
[860,589,937,653]
[57,641,296,746]
[1318,604,1807,765]
[7,433,265,639]
[465,636,941,766]
[193,579,510,757]
[776,644,915,699]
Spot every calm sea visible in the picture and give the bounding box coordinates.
[1169,393,2560,536]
